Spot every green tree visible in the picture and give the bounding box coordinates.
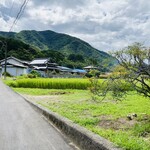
[89,43,150,101]
[113,43,150,97]
[68,54,85,62]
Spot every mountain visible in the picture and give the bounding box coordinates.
[0,36,41,61]
[0,30,115,70]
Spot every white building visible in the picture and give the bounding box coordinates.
[0,56,29,76]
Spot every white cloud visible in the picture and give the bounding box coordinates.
[0,0,150,52]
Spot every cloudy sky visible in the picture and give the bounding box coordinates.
[0,0,150,52]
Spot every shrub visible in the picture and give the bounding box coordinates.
[2,72,13,77]
[85,70,100,78]
[5,80,18,87]
[27,74,37,78]
[30,70,41,77]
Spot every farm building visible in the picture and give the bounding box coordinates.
[0,57,87,77]
[29,58,58,77]
[0,56,29,76]
[83,65,98,71]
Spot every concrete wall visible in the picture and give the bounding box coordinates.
[2,66,28,76]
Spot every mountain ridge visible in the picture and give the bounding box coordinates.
[0,30,115,69]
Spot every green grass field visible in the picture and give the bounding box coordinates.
[5,78,91,89]
[13,87,150,150]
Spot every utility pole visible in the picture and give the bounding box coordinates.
[0,40,7,79]
[4,41,7,80]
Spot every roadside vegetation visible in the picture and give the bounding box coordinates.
[3,43,150,150]
[13,87,150,150]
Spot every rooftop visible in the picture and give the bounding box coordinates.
[30,58,49,65]
[84,65,98,69]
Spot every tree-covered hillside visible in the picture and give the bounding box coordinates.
[0,30,116,70]
[0,36,40,61]
[0,36,65,64]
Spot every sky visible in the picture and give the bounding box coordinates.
[0,0,150,52]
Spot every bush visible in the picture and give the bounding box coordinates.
[85,72,93,78]
[85,70,100,78]
[2,72,13,77]
[27,74,37,78]
[5,80,18,87]
[30,70,41,77]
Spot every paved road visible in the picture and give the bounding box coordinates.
[0,80,76,150]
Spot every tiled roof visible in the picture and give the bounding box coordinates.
[30,59,48,65]
[84,65,97,69]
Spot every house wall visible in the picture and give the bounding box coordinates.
[2,66,28,76]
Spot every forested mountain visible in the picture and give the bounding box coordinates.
[0,36,40,61]
[0,36,65,65]
[0,30,116,70]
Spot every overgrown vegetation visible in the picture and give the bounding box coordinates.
[2,72,12,77]
[111,43,150,98]
[13,88,150,150]
[89,43,150,100]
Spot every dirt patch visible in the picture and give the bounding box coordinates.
[99,115,137,130]
[22,94,60,103]
[49,91,72,95]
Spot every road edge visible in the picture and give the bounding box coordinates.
[21,97,122,150]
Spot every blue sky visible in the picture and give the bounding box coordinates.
[0,0,150,52]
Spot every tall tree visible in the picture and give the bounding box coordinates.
[112,43,150,97]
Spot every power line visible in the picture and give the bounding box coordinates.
[2,0,30,79]
[9,0,27,32]
[9,0,30,32]
[15,0,30,27]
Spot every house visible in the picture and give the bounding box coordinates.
[72,69,87,75]
[29,58,58,77]
[57,66,72,72]
[0,56,87,78]
[83,65,98,71]
[0,56,29,76]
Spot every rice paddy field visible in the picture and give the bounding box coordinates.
[4,78,133,91]
[4,78,150,150]
[5,78,91,89]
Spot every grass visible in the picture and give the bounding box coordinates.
[4,78,133,92]
[13,87,150,150]
[5,78,91,89]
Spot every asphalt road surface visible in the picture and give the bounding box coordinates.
[0,80,76,150]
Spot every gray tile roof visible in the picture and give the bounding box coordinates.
[30,59,48,65]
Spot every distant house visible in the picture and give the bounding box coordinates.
[57,66,72,72]
[83,65,98,71]
[0,56,29,76]
[72,69,87,74]
[29,59,87,77]
[29,58,58,77]
[0,57,87,78]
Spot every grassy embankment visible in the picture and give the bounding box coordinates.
[5,78,150,150]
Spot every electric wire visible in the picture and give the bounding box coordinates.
[14,0,30,27]
[9,0,30,32]
[0,0,30,78]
